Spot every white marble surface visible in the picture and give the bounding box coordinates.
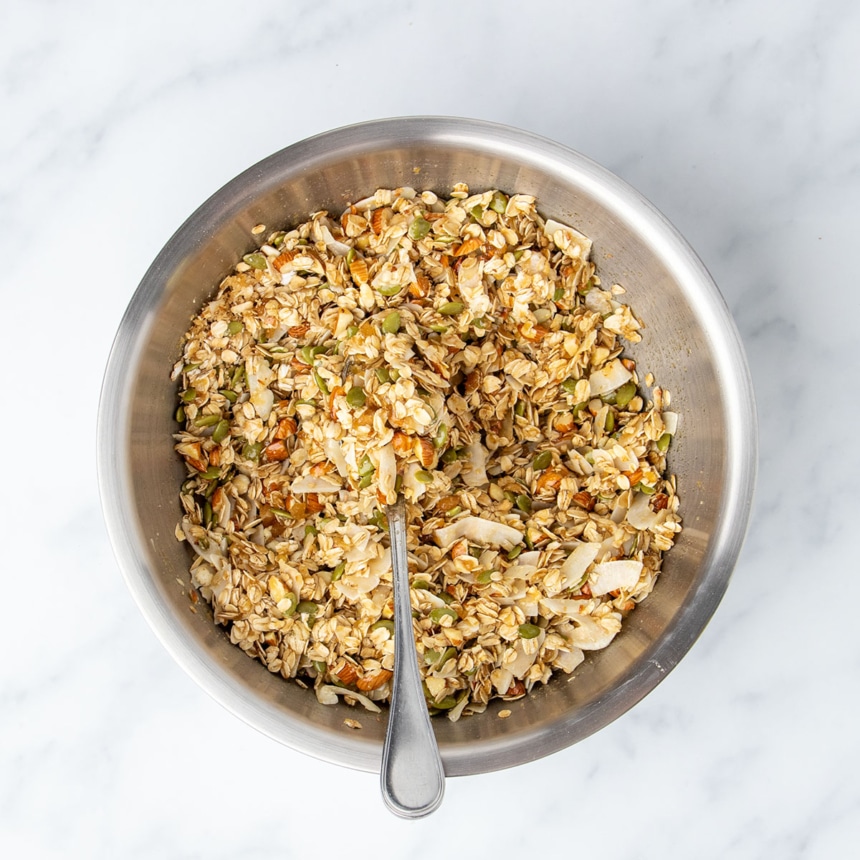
[2,0,858,856]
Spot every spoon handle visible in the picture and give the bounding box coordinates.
[380,497,445,818]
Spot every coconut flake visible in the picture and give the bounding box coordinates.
[290,475,341,494]
[544,218,592,261]
[503,564,538,580]
[181,519,227,567]
[496,579,528,604]
[317,223,351,257]
[627,492,661,530]
[460,439,488,487]
[246,356,275,420]
[551,542,601,595]
[433,516,523,550]
[373,442,397,503]
[585,289,614,315]
[569,614,619,650]
[662,411,679,436]
[589,358,633,397]
[589,560,643,596]
[402,461,428,502]
[509,631,546,679]
[555,646,585,673]
[324,438,350,478]
[336,569,381,601]
[447,695,470,722]
[315,685,382,713]
[539,597,583,617]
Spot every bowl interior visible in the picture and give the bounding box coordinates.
[99,118,755,776]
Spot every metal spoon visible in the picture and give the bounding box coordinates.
[380,496,445,818]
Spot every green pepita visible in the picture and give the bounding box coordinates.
[377,283,403,297]
[533,451,552,471]
[296,600,318,618]
[615,381,637,409]
[382,311,401,334]
[518,623,541,639]
[313,369,329,395]
[243,252,267,270]
[211,419,230,444]
[429,607,458,624]
[438,301,464,316]
[370,619,395,635]
[241,441,263,461]
[346,386,366,408]
[489,191,508,214]
[408,216,431,241]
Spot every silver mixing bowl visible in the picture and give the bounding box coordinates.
[98,117,756,776]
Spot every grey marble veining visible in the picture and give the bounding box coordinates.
[2,0,858,857]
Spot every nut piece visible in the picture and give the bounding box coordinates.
[356,669,393,691]
[335,662,359,685]
[414,436,436,468]
[273,417,297,440]
[348,257,369,285]
[264,441,289,462]
[572,491,596,511]
[392,431,413,457]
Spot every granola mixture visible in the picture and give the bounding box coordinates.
[171,184,681,720]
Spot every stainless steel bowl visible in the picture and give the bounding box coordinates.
[98,117,756,776]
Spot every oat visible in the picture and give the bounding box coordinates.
[498,709,512,719]
[343,718,363,730]
[172,186,682,721]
